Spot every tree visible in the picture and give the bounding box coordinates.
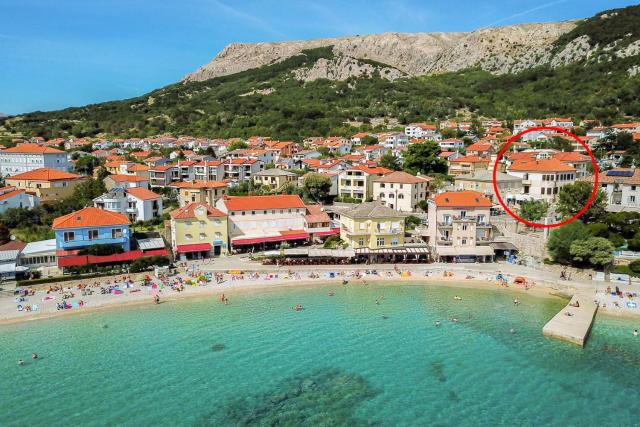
[547,220,591,264]
[416,200,429,212]
[519,199,548,223]
[404,215,421,231]
[74,155,101,176]
[402,142,447,175]
[302,173,332,203]
[556,182,607,222]
[0,223,10,244]
[378,153,401,171]
[570,237,614,269]
[70,178,107,209]
[227,140,249,152]
[360,135,378,145]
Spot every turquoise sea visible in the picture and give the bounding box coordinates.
[1,282,640,426]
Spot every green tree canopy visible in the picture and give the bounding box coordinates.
[301,173,332,203]
[547,220,591,264]
[378,153,402,171]
[570,237,614,268]
[556,182,607,222]
[402,142,447,176]
[519,199,549,223]
[227,140,249,152]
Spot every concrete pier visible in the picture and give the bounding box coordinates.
[542,295,598,347]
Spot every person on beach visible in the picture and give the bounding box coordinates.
[154,295,160,304]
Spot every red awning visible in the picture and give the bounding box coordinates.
[232,232,309,246]
[176,243,212,253]
[313,228,340,237]
[57,249,169,268]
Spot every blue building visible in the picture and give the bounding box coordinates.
[52,207,131,252]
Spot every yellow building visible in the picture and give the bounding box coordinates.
[339,201,406,249]
[169,202,229,260]
[252,169,298,191]
[172,180,228,207]
[5,168,86,203]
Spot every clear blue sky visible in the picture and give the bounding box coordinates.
[1,0,637,115]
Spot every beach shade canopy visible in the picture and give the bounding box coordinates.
[514,276,527,284]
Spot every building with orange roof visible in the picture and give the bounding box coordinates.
[611,122,640,133]
[5,168,86,203]
[552,152,591,177]
[193,160,225,181]
[104,174,150,191]
[581,168,640,211]
[0,186,38,213]
[53,207,132,252]
[216,195,331,251]
[405,123,438,139]
[252,169,298,192]
[427,190,495,262]
[0,143,70,176]
[372,171,433,212]
[338,165,393,201]
[302,158,348,172]
[466,142,495,158]
[94,187,163,222]
[223,158,263,182]
[350,132,371,145]
[264,140,298,158]
[172,180,228,207]
[507,158,577,200]
[169,203,229,259]
[339,201,407,249]
[448,155,490,176]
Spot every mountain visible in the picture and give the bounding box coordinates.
[183,22,576,82]
[2,5,640,141]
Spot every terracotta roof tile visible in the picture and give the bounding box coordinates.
[432,190,492,207]
[126,187,161,201]
[223,195,306,211]
[170,202,227,219]
[52,207,131,229]
[7,168,82,181]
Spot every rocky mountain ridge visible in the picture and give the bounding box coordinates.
[182,22,577,82]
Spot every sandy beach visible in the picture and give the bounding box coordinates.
[3,260,640,326]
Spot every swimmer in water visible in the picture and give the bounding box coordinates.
[510,328,515,334]
[31,353,38,360]
[435,321,441,327]
[18,359,24,366]
[634,329,638,337]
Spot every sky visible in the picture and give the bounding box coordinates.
[1,0,637,115]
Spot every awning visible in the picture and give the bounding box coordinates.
[313,228,340,237]
[57,249,169,268]
[232,232,309,246]
[490,242,518,251]
[138,237,166,251]
[176,243,212,253]
[435,246,494,257]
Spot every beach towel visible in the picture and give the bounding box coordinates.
[31,304,38,311]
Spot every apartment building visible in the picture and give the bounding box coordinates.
[507,158,576,201]
[372,171,432,212]
[5,168,86,203]
[93,187,163,222]
[427,191,494,262]
[581,168,640,211]
[0,144,69,176]
[172,180,228,207]
[169,203,229,260]
[338,165,392,201]
[339,201,406,249]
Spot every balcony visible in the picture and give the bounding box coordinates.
[437,239,453,246]
[438,222,453,228]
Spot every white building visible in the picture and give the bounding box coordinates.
[94,187,163,222]
[405,123,438,139]
[373,171,432,212]
[0,144,69,177]
[0,186,38,213]
[507,158,576,201]
[582,169,640,211]
[438,139,465,151]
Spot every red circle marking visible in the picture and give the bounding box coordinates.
[492,126,599,229]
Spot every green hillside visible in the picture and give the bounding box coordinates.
[2,6,640,142]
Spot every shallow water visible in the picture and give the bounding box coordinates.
[1,283,639,426]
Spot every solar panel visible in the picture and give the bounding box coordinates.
[606,170,635,177]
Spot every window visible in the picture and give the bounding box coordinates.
[380,183,386,188]
[630,196,636,203]
[633,186,637,191]
[251,211,256,215]
[112,228,123,238]
[359,222,366,230]
[462,224,468,231]
[88,229,99,240]
[391,238,398,246]
[461,239,467,245]
[63,231,75,242]
[376,237,385,246]
[358,238,364,246]
[199,233,206,240]
[398,194,404,199]
[379,193,385,198]
[185,234,192,240]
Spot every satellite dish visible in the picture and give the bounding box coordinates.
[10,235,15,241]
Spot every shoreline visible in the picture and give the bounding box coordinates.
[2,263,639,326]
